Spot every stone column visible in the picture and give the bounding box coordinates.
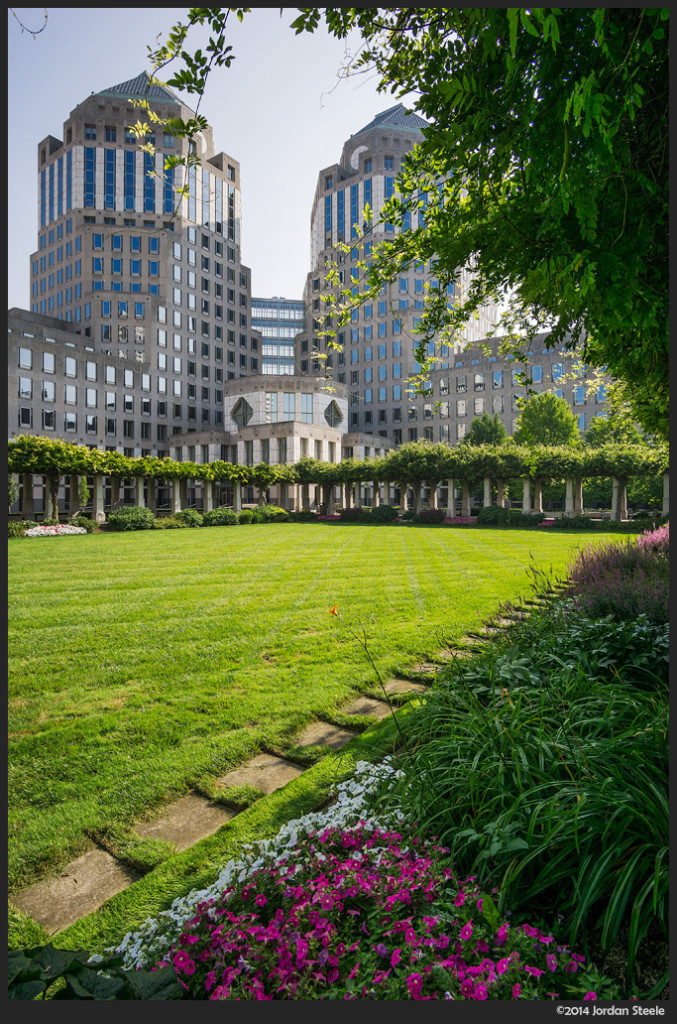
[68,475,80,516]
[662,472,669,516]
[483,477,492,508]
[22,474,35,519]
[612,477,628,521]
[171,478,182,513]
[92,474,106,524]
[574,477,583,516]
[461,480,472,518]
[110,477,120,510]
[373,483,380,507]
[496,479,505,508]
[44,477,59,520]
[565,478,575,517]
[233,479,242,514]
[446,478,456,517]
[135,477,145,508]
[533,478,543,514]
[522,477,531,514]
[354,483,361,508]
[179,478,188,508]
[203,479,214,513]
[146,478,157,513]
[327,486,336,515]
[344,483,351,509]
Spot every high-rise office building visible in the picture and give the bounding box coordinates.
[252,297,304,375]
[26,71,258,455]
[297,103,503,442]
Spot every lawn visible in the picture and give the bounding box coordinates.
[8,523,616,893]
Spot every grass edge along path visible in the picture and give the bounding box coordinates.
[12,713,410,956]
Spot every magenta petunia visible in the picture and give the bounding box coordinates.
[546,954,557,973]
[407,973,424,999]
[459,921,474,941]
[512,984,521,998]
[583,992,597,1001]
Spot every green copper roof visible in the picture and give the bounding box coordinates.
[352,103,428,138]
[96,71,182,105]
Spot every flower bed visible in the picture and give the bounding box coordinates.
[112,761,610,1001]
[23,524,87,537]
[443,517,477,526]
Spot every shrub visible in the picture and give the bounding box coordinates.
[339,507,370,522]
[107,506,156,531]
[237,509,254,524]
[476,506,542,527]
[202,506,238,527]
[414,508,445,524]
[250,504,289,524]
[8,521,29,538]
[399,508,416,521]
[553,515,599,530]
[370,504,399,523]
[287,510,317,523]
[67,516,97,533]
[564,526,668,623]
[152,515,189,529]
[174,508,204,528]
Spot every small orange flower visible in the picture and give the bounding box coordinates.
[328,605,339,616]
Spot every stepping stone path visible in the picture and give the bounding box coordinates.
[8,673,432,936]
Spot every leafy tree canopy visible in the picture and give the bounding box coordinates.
[462,412,507,447]
[583,382,646,448]
[513,392,580,448]
[147,8,668,437]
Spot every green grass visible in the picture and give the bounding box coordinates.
[8,523,617,894]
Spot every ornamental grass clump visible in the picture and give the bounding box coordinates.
[564,523,668,623]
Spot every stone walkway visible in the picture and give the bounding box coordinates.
[11,678,427,937]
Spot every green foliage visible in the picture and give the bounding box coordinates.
[8,520,28,538]
[67,516,97,534]
[152,515,189,529]
[476,506,544,526]
[107,506,156,532]
[461,412,507,447]
[287,8,668,436]
[250,504,290,524]
[8,473,19,507]
[393,646,668,983]
[237,509,254,524]
[174,508,204,528]
[513,392,580,447]
[370,504,399,523]
[8,943,184,1000]
[202,506,238,527]
[413,508,445,524]
[339,507,371,523]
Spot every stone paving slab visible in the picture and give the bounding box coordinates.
[343,696,392,720]
[135,794,236,851]
[294,720,357,750]
[384,678,428,695]
[11,848,141,936]
[216,753,305,795]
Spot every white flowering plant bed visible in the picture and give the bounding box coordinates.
[23,524,87,537]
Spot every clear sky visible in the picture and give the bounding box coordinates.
[7,7,417,311]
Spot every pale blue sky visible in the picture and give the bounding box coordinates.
[7,7,415,309]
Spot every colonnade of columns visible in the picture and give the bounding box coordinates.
[11,471,669,523]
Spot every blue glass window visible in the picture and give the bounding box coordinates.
[104,150,116,209]
[84,148,96,208]
[144,152,155,212]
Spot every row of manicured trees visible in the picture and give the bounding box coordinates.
[8,435,668,517]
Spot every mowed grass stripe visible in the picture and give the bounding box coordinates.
[8,524,609,892]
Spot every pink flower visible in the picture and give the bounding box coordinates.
[583,992,597,1001]
[524,965,544,978]
[255,894,267,907]
[459,921,474,941]
[454,892,466,907]
[495,924,509,946]
[460,979,474,998]
[407,973,424,999]
[474,984,488,1000]
[205,970,216,992]
[496,958,510,975]
[172,951,196,976]
[546,954,557,973]
[391,948,402,968]
[477,899,483,913]
[512,984,521,998]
